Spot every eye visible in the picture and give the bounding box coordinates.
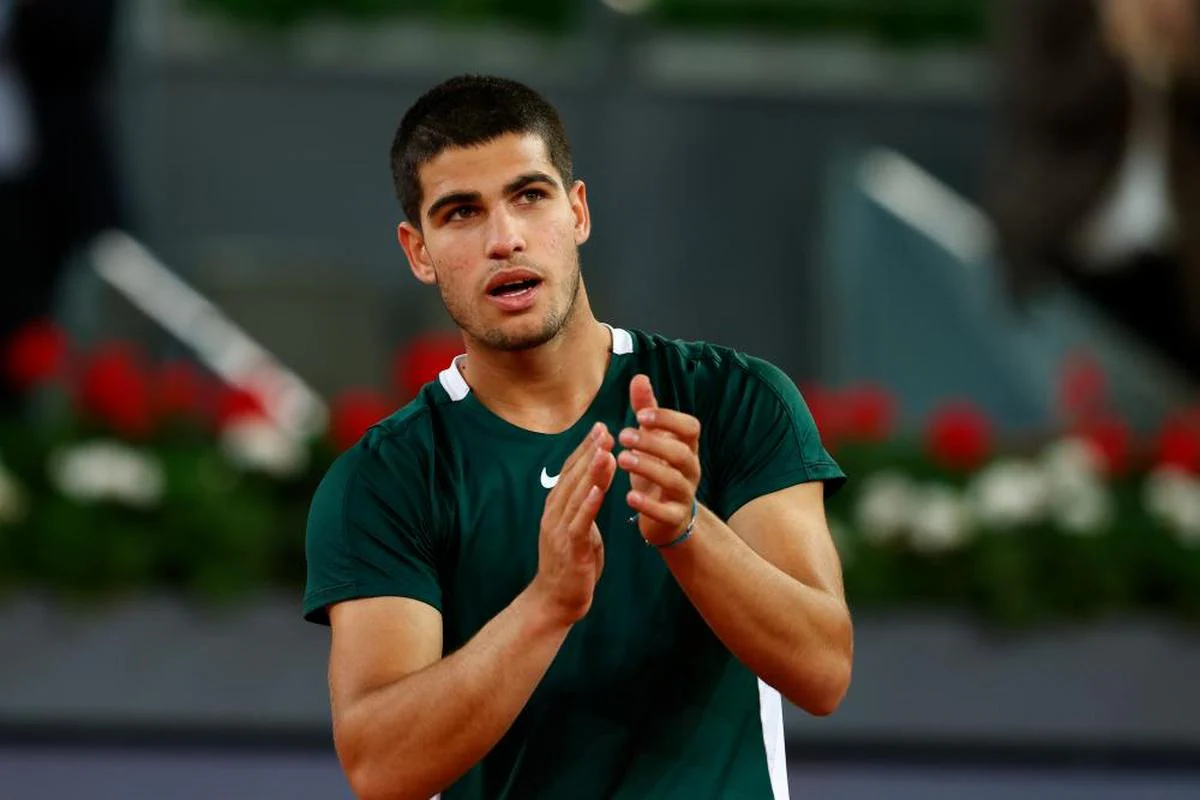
[518,188,547,204]
[446,205,478,221]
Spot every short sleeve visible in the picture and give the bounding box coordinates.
[705,353,846,521]
[303,430,442,625]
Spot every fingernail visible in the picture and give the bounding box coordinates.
[628,491,642,505]
[620,428,639,445]
[620,451,638,467]
[637,409,655,424]
[591,423,605,442]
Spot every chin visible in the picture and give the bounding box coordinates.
[480,314,563,352]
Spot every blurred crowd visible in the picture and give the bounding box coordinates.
[0,0,122,412]
[991,0,1200,383]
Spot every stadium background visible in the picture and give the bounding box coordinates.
[2,1,1200,797]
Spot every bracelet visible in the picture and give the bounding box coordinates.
[643,498,698,550]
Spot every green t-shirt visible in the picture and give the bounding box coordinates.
[304,326,845,800]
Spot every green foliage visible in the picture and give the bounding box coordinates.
[3,413,1200,632]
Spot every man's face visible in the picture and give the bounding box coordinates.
[398,132,591,351]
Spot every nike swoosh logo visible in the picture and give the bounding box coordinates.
[540,468,560,489]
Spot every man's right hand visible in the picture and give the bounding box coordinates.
[531,421,616,626]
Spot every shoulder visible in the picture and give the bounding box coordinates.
[316,392,442,503]
[625,328,792,396]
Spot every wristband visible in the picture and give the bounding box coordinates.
[643,498,698,550]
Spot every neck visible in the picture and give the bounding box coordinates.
[459,290,611,434]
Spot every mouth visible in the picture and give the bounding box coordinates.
[485,269,544,298]
[487,277,542,297]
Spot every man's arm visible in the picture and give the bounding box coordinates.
[658,485,852,716]
[619,375,851,716]
[329,590,572,800]
[327,423,617,800]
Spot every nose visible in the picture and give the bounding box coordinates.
[485,207,526,260]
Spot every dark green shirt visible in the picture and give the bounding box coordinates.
[304,326,845,800]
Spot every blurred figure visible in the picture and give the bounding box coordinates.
[0,0,122,410]
[990,0,1200,382]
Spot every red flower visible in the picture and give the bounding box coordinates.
[155,360,212,424]
[4,319,69,390]
[840,384,894,443]
[330,389,394,451]
[926,401,992,471]
[1059,350,1106,423]
[803,384,843,452]
[216,385,268,428]
[394,332,463,399]
[77,343,154,439]
[1075,416,1131,475]
[1155,415,1200,474]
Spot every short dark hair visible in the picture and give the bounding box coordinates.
[390,74,574,227]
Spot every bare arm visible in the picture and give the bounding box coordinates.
[329,591,570,800]
[329,423,617,800]
[618,375,851,716]
[659,485,852,716]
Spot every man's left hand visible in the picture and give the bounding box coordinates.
[618,375,702,547]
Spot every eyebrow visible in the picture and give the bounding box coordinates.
[425,171,559,222]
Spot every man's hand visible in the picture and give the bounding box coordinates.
[530,422,616,626]
[618,375,703,547]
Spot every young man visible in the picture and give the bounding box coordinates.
[304,75,851,800]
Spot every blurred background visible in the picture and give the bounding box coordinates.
[2,0,1200,798]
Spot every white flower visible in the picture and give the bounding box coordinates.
[1144,467,1200,546]
[1037,437,1112,536]
[855,471,918,545]
[966,459,1048,529]
[0,458,28,524]
[908,484,973,554]
[49,441,165,509]
[1041,437,1105,484]
[220,417,308,479]
[1050,477,1113,536]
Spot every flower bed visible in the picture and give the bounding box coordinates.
[2,320,1199,627]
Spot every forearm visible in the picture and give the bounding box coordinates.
[661,505,852,715]
[338,587,570,800]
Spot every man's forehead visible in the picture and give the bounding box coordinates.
[421,133,557,196]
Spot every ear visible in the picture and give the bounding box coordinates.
[569,179,591,247]
[398,222,437,286]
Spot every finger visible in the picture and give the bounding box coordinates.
[558,447,607,527]
[626,490,692,530]
[591,448,618,493]
[617,450,694,498]
[618,428,698,477]
[559,423,611,488]
[634,407,701,443]
[544,423,608,522]
[567,485,606,549]
[629,374,658,415]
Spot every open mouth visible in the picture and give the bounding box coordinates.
[487,278,542,297]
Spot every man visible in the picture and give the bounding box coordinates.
[304,75,851,800]
[989,0,1200,382]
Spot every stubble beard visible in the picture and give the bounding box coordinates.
[437,250,583,352]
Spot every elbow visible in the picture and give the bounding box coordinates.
[796,652,854,719]
[342,750,388,800]
[339,737,422,800]
[791,614,854,717]
[800,657,851,717]
[345,762,422,800]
